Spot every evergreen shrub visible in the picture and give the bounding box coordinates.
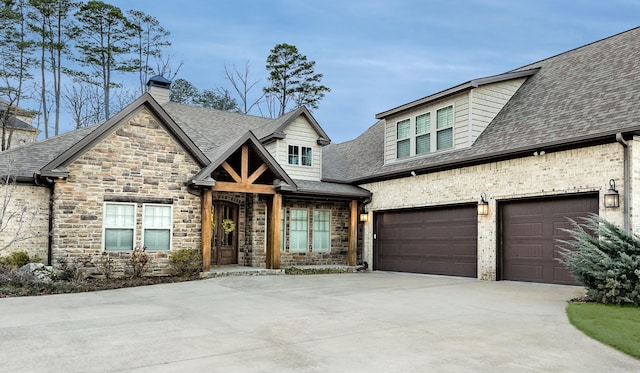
[559,214,640,305]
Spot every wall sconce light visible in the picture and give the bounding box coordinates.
[477,193,489,215]
[604,179,620,208]
[359,213,369,222]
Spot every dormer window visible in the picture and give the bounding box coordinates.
[436,106,453,150]
[288,145,313,166]
[415,113,431,154]
[396,119,410,158]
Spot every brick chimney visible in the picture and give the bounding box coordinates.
[146,75,171,104]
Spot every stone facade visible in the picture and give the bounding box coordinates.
[246,196,354,267]
[0,184,49,259]
[50,108,202,277]
[360,142,629,280]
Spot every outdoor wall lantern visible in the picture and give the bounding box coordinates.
[359,213,369,223]
[477,193,489,216]
[604,179,620,208]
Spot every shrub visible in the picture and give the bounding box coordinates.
[55,257,83,282]
[559,214,640,305]
[126,247,150,278]
[168,249,202,277]
[94,252,115,279]
[0,251,41,268]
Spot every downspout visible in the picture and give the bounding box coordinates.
[36,175,55,266]
[616,133,630,232]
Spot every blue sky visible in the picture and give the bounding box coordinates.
[105,0,640,143]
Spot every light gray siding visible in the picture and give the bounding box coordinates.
[470,78,526,143]
[272,116,323,181]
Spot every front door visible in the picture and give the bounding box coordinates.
[212,201,238,265]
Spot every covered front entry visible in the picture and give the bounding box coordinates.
[212,201,238,265]
[374,205,478,277]
[500,193,599,285]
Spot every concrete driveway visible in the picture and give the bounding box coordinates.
[0,272,637,372]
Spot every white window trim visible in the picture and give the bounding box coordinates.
[312,209,331,252]
[396,118,411,159]
[142,203,173,251]
[435,105,454,151]
[103,202,136,251]
[288,145,299,165]
[288,208,308,253]
[301,146,313,166]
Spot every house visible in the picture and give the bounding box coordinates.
[325,26,640,285]
[0,78,370,275]
[0,99,39,150]
[1,27,639,284]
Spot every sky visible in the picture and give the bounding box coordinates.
[88,1,640,143]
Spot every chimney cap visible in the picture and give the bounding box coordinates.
[147,75,171,88]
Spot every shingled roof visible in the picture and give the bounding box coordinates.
[323,26,640,183]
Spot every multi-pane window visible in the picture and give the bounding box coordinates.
[104,203,135,251]
[396,119,410,158]
[301,147,312,166]
[289,209,308,252]
[436,106,453,150]
[415,113,431,154]
[288,145,299,165]
[313,210,330,252]
[280,208,286,252]
[143,204,172,250]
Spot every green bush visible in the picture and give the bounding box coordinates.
[559,214,640,305]
[0,251,41,268]
[168,249,202,277]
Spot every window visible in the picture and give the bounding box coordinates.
[313,210,330,252]
[104,203,135,251]
[415,113,431,154]
[436,106,453,150]
[396,119,410,158]
[288,145,299,165]
[280,208,286,252]
[301,147,312,166]
[289,209,308,252]
[143,204,172,250]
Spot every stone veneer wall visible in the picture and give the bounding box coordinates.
[247,196,353,267]
[0,184,49,259]
[360,142,628,281]
[51,108,202,277]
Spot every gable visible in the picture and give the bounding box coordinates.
[267,115,324,181]
[39,94,209,178]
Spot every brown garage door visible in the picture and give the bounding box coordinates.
[501,194,598,285]
[374,205,477,277]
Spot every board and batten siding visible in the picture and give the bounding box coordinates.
[272,116,323,181]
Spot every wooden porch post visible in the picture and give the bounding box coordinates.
[201,188,212,272]
[347,199,357,266]
[267,193,282,269]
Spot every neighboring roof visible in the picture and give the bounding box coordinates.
[39,94,210,178]
[375,68,539,119]
[2,117,37,131]
[325,26,640,184]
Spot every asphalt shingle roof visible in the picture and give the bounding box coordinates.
[323,27,640,183]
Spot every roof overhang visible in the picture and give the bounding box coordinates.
[375,68,540,119]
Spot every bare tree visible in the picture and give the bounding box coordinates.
[224,61,263,114]
[62,83,103,129]
[153,50,183,81]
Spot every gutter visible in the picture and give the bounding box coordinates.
[616,133,630,232]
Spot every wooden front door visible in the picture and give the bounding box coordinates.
[212,201,238,265]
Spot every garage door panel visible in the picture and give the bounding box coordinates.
[502,194,598,285]
[375,205,477,277]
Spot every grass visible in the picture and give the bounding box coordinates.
[567,302,640,359]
